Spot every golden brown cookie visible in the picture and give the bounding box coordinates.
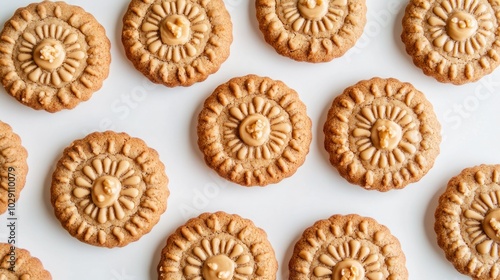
[157,211,278,280]
[255,0,367,62]
[197,74,312,186]
[51,131,169,248]
[401,0,500,85]
[122,0,233,87]
[0,121,28,215]
[435,164,500,279]
[0,1,111,112]
[323,77,441,191]
[289,214,408,280]
[0,243,52,279]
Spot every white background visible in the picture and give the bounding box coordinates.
[1,0,499,279]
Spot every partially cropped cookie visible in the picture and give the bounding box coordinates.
[158,211,278,280]
[0,243,52,279]
[0,121,28,215]
[435,164,500,279]
[197,75,312,186]
[0,1,111,112]
[122,0,233,87]
[51,131,169,248]
[401,0,500,84]
[255,0,366,62]
[289,214,408,279]
[324,77,441,191]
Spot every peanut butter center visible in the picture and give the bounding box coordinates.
[370,119,402,150]
[332,259,365,280]
[91,176,122,208]
[446,11,478,41]
[202,255,235,280]
[483,209,500,243]
[33,39,66,71]
[297,0,328,21]
[239,114,271,147]
[160,15,191,45]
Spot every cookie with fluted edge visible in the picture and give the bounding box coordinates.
[401,0,500,84]
[158,211,278,280]
[197,74,312,186]
[122,0,233,87]
[323,77,441,191]
[51,131,169,248]
[0,243,52,279]
[289,214,408,280]
[0,1,111,112]
[255,0,366,62]
[0,121,28,215]
[435,164,500,279]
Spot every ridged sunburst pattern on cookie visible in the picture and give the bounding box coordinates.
[157,212,278,280]
[435,165,500,279]
[402,0,500,84]
[0,243,52,279]
[0,1,111,112]
[197,75,312,186]
[324,77,441,191]
[122,0,233,87]
[51,131,169,248]
[289,214,408,280]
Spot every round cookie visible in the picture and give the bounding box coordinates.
[0,121,28,215]
[289,214,408,279]
[435,164,500,279]
[0,243,52,279]
[401,0,500,85]
[323,77,441,191]
[51,131,169,248]
[255,0,366,63]
[157,211,278,280]
[0,1,111,112]
[197,74,312,186]
[122,0,233,87]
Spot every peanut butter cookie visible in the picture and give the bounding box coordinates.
[0,243,52,279]
[323,77,441,191]
[289,214,408,280]
[435,164,500,279]
[401,0,500,84]
[0,1,111,112]
[0,121,28,215]
[255,0,367,62]
[197,75,312,186]
[122,0,233,87]
[158,211,278,280]
[51,131,169,248]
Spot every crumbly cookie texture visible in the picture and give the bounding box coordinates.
[289,214,408,280]
[0,1,111,112]
[197,74,312,186]
[157,211,278,280]
[324,77,441,191]
[122,0,233,87]
[255,0,366,62]
[435,164,500,279]
[51,131,169,248]
[0,121,28,215]
[0,243,52,279]
[401,0,500,85]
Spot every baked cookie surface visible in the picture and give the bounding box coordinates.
[435,164,500,279]
[401,0,500,84]
[0,121,28,215]
[0,243,52,279]
[289,214,408,280]
[51,131,169,248]
[122,0,233,87]
[157,211,278,280]
[0,1,111,112]
[197,74,312,186]
[323,77,441,191]
[255,0,367,62]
